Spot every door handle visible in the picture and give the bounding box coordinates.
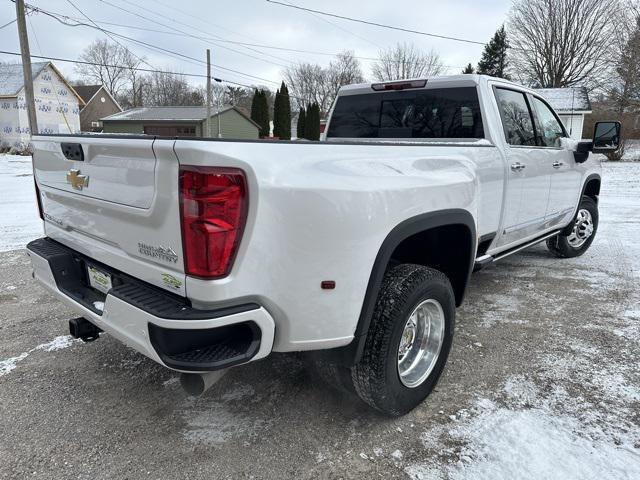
[552,161,564,168]
[510,162,526,172]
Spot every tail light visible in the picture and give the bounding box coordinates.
[179,166,248,279]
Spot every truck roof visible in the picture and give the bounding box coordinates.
[337,74,528,96]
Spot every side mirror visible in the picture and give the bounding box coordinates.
[592,121,621,154]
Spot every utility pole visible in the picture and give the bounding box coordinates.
[206,49,211,138]
[15,0,38,136]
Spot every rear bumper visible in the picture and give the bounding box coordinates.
[26,237,275,372]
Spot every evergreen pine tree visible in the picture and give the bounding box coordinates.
[280,82,291,140]
[304,102,321,141]
[477,26,510,79]
[296,107,306,139]
[272,85,282,138]
[462,63,475,74]
[250,89,260,125]
[255,90,270,138]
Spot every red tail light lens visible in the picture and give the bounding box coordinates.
[179,166,248,279]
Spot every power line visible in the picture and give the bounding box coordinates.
[97,0,292,68]
[0,49,261,89]
[265,0,487,46]
[0,48,309,101]
[23,12,468,70]
[123,0,294,67]
[278,0,383,49]
[23,3,281,86]
[64,0,155,70]
[0,19,17,30]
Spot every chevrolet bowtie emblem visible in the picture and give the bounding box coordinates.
[66,169,89,190]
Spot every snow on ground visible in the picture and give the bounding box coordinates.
[0,155,42,252]
[0,335,76,377]
[406,161,640,480]
[622,140,640,161]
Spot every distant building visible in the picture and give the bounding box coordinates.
[101,106,260,139]
[73,85,121,132]
[0,62,82,147]
[535,87,592,140]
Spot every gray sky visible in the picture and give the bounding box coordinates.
[0,0,512,91]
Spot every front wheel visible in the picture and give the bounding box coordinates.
[350,264,455,416]
[547,195,598,258]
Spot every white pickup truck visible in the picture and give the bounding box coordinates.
[27,75,620,415]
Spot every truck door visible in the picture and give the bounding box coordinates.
[528,95,582,228]
[493,87,551,247]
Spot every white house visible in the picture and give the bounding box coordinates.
[535,87,592,140]
[0,62,83,148]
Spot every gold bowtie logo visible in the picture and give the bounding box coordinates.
[66,169,89,190]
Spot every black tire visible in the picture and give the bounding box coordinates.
[547,195,598,258]
[350,264,456,416]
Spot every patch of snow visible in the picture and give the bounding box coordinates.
[407,401,640,480]
[0,335,77,376]
[0,155,42,252]
[0,352,29,376]
[391,449,403,461]
[36,335,75,352]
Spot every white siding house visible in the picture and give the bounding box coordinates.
[0,62,83,148]
[535,87,592,140]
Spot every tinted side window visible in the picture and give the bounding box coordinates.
[495,88,536,146]
[327,87,484,139]
[531,96,566,147]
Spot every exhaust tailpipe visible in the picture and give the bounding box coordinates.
[180,370,227,396]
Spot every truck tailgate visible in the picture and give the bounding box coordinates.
[32,136,186,295]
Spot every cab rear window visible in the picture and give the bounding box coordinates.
[327,87,484,139]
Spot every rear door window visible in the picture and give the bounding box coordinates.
[494,88,536,146]
[327,87,484,139]
[530,96,566,147]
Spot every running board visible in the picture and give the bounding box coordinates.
[474,230,561,270]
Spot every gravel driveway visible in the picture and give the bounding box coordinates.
[1,162,639,479]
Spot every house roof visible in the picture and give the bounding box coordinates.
[535,87,592,113]
[101,105,260,128]
[0,61,85,105]
[73,85,102,103]
[72,84,122,112]
[0,62,49,96]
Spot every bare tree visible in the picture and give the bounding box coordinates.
[143,71,203,106]
[508,0,619,89]
[76,39,141,98]
[609,3,640,112]
[327,51,365,100]
[285,62,330,113]
[371,43,444,81]
[285,51,364,115]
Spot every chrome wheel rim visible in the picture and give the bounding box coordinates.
[567,209,594,248]
[397,299,445,388]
